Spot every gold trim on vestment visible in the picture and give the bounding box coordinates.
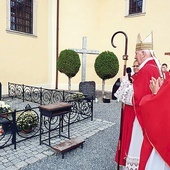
[136,43,153,51]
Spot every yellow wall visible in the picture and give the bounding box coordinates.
[58,0,170,92]
[0,0,49,94]
[1,0,170,94]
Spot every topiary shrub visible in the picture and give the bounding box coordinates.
[57,49,81,91]
[94,51,119,98]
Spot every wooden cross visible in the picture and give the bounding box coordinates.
[69,37,99,82]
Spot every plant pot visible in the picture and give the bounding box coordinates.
[1,114,7,118]
[0,118,11,133]
[103,98,110,103]
[22,128,32,134]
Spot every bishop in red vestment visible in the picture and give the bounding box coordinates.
[125,32,161,170]
[133,58,160,170]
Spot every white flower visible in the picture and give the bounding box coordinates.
[0,101,12,113]
[0,101,6,107]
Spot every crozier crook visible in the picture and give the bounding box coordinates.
[111,31,128,76]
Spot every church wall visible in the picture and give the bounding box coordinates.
[58,0,170,92]
[1,0,170,95]
[0,1,49,94]
[58,0,101,90]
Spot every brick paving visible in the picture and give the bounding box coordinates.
[0,91,121,170]
[0,108,116,170]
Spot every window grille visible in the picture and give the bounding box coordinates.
[129,0,143,14]
[10,0,33,34]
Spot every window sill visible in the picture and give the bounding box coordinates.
[125,12,146,18]
[6,29,37,38]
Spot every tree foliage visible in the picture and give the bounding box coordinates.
[94,51,119,80]
[57,49,81,78]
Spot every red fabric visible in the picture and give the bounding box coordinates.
[133,59,160,169]
[138,134,153,170]
[115,73,138,165]
[164,71,170,81]
[140,78,170,167]
[115,105,135,165]
[133,60,160,128]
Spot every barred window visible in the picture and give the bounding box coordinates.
[10,0,33,34]
[129,0,143,14]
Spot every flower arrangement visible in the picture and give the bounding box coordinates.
[17,111,39,131]
[0,101,12,115]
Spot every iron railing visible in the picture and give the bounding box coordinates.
[0,82,93,149]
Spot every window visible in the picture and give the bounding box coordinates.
[10,0,33,34]
[6,0,37,36]
[125,0,145,16]
[129,0,143,14]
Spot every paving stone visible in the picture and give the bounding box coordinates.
[43,150,54,156]
[5,165,18,170]
[15,161,29,169]
[34,153,47,159]
[25,157,39,164]
[0,151,8,156]
[1,158,9,163]
[10,158,21,165]
[0,164,6,170]
[20,155,29,161]
[3,161,13,168]
[6,155,17,161]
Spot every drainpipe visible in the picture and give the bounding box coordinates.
[56,0,59,89]
[0,82,1,100]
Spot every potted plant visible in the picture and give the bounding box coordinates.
[17,110,39,133]
[0,101,13,133]
[0,101,12,118]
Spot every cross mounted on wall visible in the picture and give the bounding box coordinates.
[69,37,99,82]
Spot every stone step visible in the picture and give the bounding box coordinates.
[52,138,85,158]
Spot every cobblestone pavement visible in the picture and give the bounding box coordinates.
[0,98,121,170]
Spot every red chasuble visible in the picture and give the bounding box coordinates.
[115,105,135,165]
[115,74,137,165]
[140,78,170,167]
[132,59,160,169]
[133,60,160,128]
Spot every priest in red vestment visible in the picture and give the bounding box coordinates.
[161,63,170,81]
[115,60,139,166]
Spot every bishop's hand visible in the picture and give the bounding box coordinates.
[149,77,163,95]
